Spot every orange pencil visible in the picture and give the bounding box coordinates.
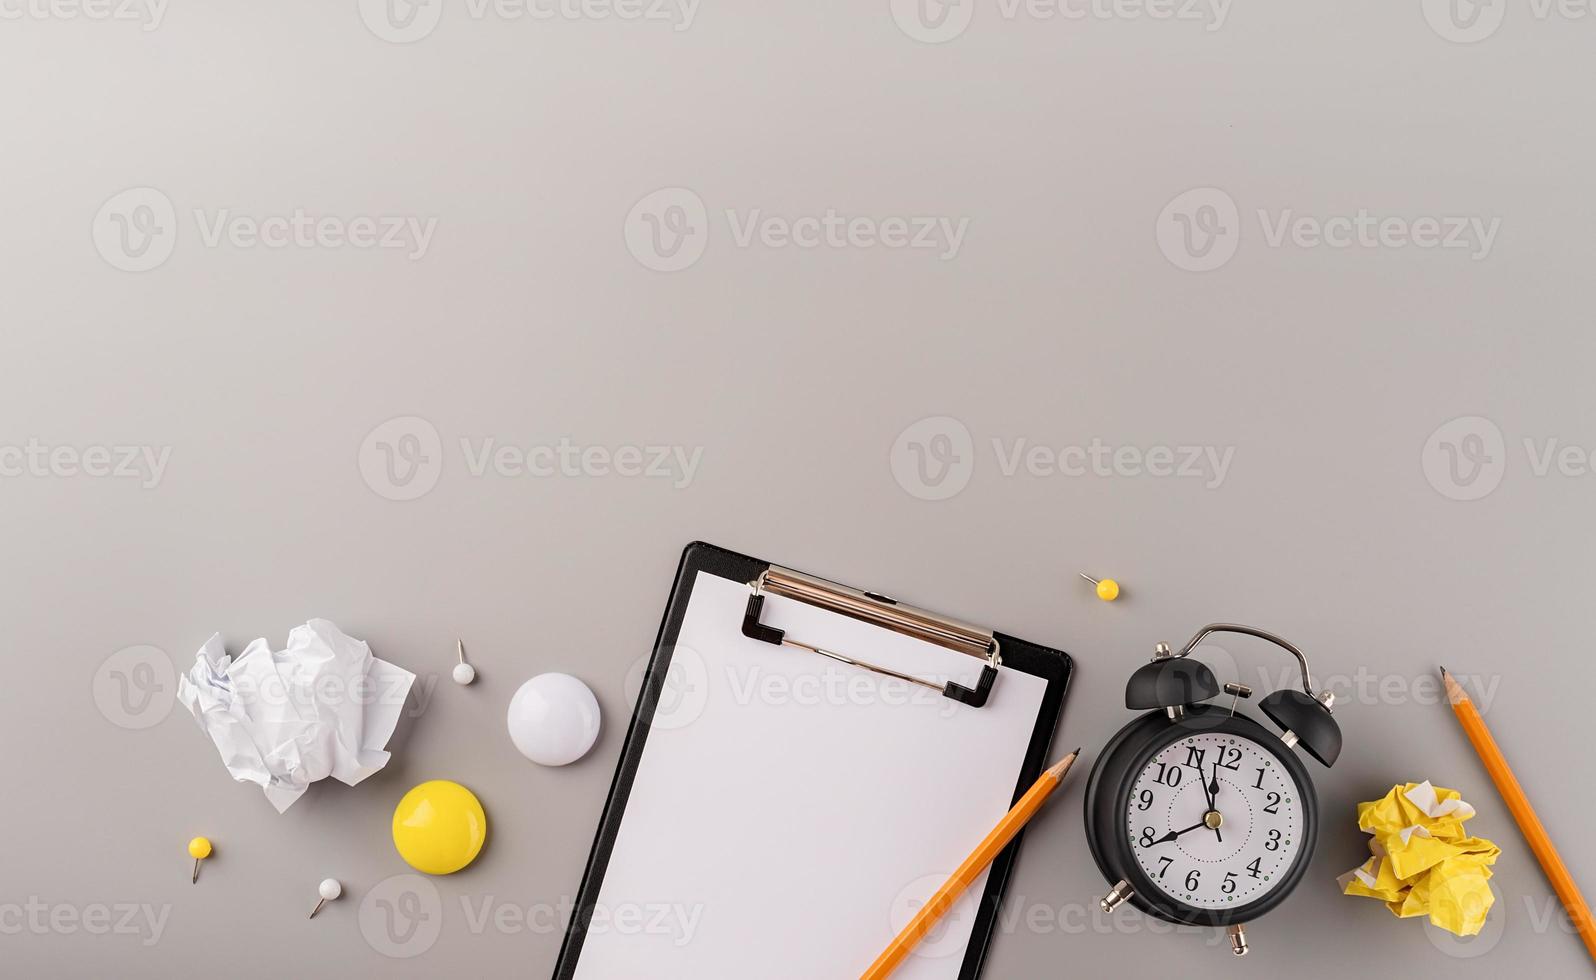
[1441,668,1595,963]
[861,749,1080,980]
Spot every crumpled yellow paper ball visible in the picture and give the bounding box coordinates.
[1338,781,1500,936]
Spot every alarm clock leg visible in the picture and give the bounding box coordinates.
[1098,879,1134,913]
[1226,923,1249,956]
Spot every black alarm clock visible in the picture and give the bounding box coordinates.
[1083,624,1342,956]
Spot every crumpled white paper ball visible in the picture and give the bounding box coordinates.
[177,619,415,813]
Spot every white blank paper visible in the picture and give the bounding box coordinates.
[573,571,1050,979]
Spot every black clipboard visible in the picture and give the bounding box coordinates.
[554,541,1073,979]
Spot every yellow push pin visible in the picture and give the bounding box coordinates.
[188,837,212,883]
[1079,573,1120,602]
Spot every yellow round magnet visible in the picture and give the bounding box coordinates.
[392,780,487,875]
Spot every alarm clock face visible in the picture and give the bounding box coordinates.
[1124,730,1306,911]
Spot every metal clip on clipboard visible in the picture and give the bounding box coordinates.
[740,566,1002,707]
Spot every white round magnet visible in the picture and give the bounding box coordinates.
[507,673,601,766]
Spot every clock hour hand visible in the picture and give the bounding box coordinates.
[1199,765,1216,810]
[1207,764,1223,844]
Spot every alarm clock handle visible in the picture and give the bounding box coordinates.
[1175,623,1317,696]
[1174,623,1343,767]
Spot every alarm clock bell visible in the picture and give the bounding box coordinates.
[1125,628,1341,767]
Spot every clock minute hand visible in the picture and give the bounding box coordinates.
[1152,821,1207,845]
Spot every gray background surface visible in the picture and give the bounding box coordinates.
[4,0,1594,976]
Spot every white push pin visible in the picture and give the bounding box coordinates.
[453,638,476,685]
[309,878,341,919]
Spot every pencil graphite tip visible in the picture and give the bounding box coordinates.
[1046,749,1083,780]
